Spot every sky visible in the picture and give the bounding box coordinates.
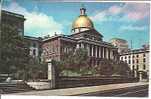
[2,0,150,49]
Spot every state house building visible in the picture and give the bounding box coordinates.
[42,7,119,66]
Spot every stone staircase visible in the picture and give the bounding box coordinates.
[0,82,34,94]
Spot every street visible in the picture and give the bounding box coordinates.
[79,85,148,97]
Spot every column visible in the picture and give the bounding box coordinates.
[87,44,90,56]
[110,50,113,59]
[99,47,101,58]
[92,45,94,57]
[102,47,104,59]
[95,45,97,58]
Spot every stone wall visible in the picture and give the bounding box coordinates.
[56,76,138,88]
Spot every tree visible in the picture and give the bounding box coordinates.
[96,59,114,76]
[72,48,89,74]
[94,59,131,77]
[1,24,30,77]
[54,48,89,76]
[1,24,48,81]
[26,58,47,80]
[113,61,131,77]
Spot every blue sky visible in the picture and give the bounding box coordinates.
[2,0,150,49]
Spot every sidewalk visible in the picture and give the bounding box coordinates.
[12,82,148,96]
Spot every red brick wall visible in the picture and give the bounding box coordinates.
[42,37,76,62]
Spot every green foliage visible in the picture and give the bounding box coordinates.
[54,48,89,76]
[54,48,131,77]
[113,61,131,77]
[1,24,47,81]
[96,59,114,76]
[26,58,47,80]
[1,24,30,75]
[95,59,131,77]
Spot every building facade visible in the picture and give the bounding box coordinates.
[120,47,149,80]
[110,38,129,53]
[2,10,42,62]
[42,6,119,66]
[24,36,42,61]
[1,10,25,36]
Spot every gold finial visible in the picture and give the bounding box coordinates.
[80,4,86,15]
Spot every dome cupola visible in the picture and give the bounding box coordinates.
[72,5,94,33]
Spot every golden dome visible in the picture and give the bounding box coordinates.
[72,15,94,29]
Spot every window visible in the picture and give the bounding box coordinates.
[136,65,139,70]
[129,56,131,58]
[143,58,146,63]
[18,28,23,36]
[33,49,36,56]
[129,60,131,64]
[125,56,127,59]
[143,64,146,70]
[33,43,36,47]
[133,60,135,64]
[132,55,135,58]
[136,59,139,63]
[132,65,135,70]
[136,54,139,58]
[143,53,146,57]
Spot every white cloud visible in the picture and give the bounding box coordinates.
[90,3,149,23]
[3,2,64,37]
[90,11,107,22]
[108,5,122,15]
[25,12,63,37]
[119,25,147,32]
[123,3,150,20]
